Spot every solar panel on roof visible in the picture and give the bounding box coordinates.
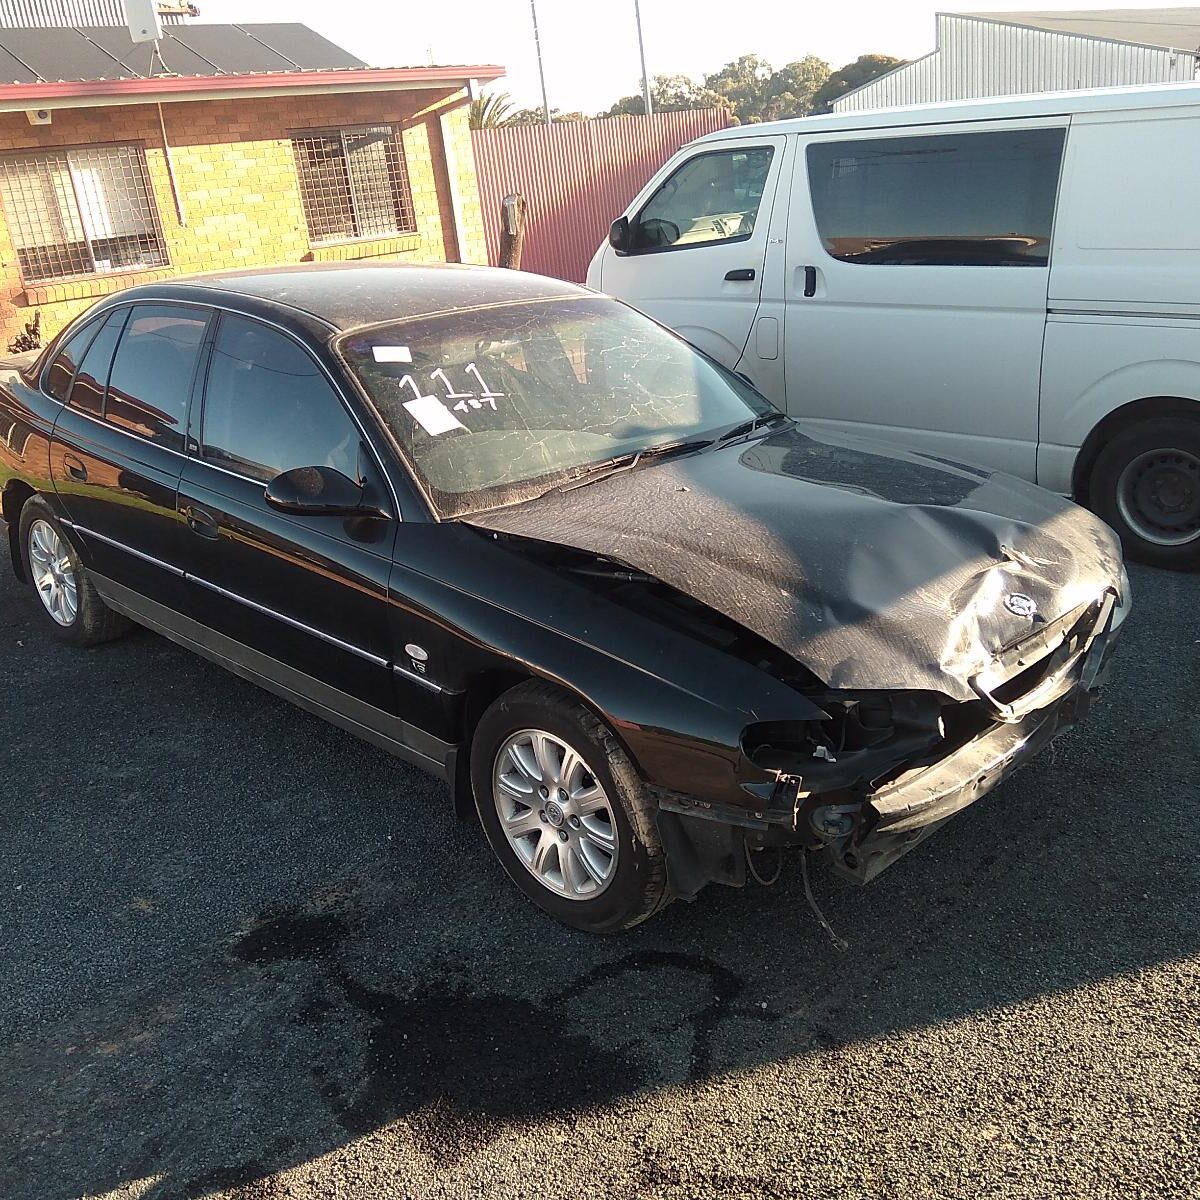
[234,24,367,71]
[0,21,371,83]
[0,39,38,82]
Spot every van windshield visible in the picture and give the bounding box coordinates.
[338,295,775,518]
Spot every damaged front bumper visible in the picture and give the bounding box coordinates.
[656,585,1125,899]
[826,588,1121,883]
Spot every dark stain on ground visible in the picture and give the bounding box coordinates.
[228,910,775,1168]
[232,912,350,964]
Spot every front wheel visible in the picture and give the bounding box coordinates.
[18,497,130,646]
[1090,416,1200,571]
[470,680,670,933]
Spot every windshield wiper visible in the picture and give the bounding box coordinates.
[717,411,789,446]
[553,438,712,493]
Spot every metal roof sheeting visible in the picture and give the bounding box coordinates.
[962,9,1200,51]
[834,11,1197,110]
[0,22,366,83]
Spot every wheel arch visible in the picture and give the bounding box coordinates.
[1,480,37,583]
[1072,395,1200,505]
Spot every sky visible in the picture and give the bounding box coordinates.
[197,0,1190,114]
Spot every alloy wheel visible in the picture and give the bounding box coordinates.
[28,519,78,627]
[492,728,619,900]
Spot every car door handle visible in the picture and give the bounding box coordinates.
[181,505,220,540]
[724,268,756,282]
[63,454,87,482]
[803,265,817,298]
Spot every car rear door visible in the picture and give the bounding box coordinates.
[173,310,401,725]
[50,302,212,609]
[595,135,787,371]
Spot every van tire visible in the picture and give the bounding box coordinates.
[1089,416,1200,571]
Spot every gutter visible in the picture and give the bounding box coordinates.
[0,64,505,113]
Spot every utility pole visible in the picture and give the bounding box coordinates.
[529,0,552,126]
[634,0,652,116]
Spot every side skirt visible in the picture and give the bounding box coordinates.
[93,573,455,782]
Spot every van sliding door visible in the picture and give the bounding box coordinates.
[783,119,1066,481]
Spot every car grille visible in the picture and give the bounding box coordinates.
[972,593,1115,722]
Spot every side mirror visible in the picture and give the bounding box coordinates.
[265,465,385,518]
[609,216,631,253]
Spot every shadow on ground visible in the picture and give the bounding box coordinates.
[0,561,1196,1199]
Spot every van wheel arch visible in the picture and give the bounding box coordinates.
[1073,396,1200,505]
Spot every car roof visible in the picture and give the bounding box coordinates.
[112,262,591,333]
[694,79,1200,142]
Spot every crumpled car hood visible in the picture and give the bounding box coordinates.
[467,424,1124,701]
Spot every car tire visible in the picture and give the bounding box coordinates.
[1089,416,1200,571]
[471,679,671,933]
[18,497,130,646]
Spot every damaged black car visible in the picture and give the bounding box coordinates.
[0,264,1129,932]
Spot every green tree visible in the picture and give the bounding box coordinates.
[757,54,832,121]
[810,54,904,114]
[469,90,518,129]
[508,105,589,125]
[603,73,726,117]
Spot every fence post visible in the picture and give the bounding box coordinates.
[499,193,527,269]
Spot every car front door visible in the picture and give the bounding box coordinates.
[596,136,787,371]
[173,310,401,728]
[50,302,211,608]
[783,120,1066,480]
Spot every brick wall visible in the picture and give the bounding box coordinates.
[0,86,488,348]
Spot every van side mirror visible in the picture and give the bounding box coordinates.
[265,465,387,518]
[609,216,631,253]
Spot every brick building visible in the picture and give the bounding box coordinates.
[0,19,502,348]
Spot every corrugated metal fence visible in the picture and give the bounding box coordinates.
[471,109,730,283]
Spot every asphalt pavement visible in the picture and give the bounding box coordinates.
[1,536,1197,1200]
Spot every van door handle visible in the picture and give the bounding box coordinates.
[803,265,817,298]
[724,268,756,282]
[63,454,87,482]
[181,504,219,540]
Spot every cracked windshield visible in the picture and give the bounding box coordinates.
[339,295,773,516]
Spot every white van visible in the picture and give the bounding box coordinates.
[587,82,1200,569]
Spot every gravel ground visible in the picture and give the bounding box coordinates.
[0,536,1197,1200]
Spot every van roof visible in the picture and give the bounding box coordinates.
[695,80,1200,142]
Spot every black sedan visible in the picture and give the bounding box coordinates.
[0,264,1128,932]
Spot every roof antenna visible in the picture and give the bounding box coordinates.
[125,0,164,70]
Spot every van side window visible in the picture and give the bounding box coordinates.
[631,147,774,253]
[806,128,1065,267]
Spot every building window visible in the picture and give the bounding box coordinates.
[0,145,168,283]
[291,125,417,245]
[806,128,1065,267]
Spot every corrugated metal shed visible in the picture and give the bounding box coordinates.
[835,9,1198,111]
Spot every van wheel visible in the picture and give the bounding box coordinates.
[18,497,130,645]
[470,679,671,933]
[1090,417,1200,571]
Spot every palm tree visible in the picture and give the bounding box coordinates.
[469,91,518,129]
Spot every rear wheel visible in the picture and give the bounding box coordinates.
[471,680,670,933]
[18,498,130,646]
[1090,416,1200,571]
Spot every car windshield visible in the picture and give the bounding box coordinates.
[337,295,775,517]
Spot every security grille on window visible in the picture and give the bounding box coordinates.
[291,125,417,245]
[0,145,168,283]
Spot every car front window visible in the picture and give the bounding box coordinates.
[338,296,774,517]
